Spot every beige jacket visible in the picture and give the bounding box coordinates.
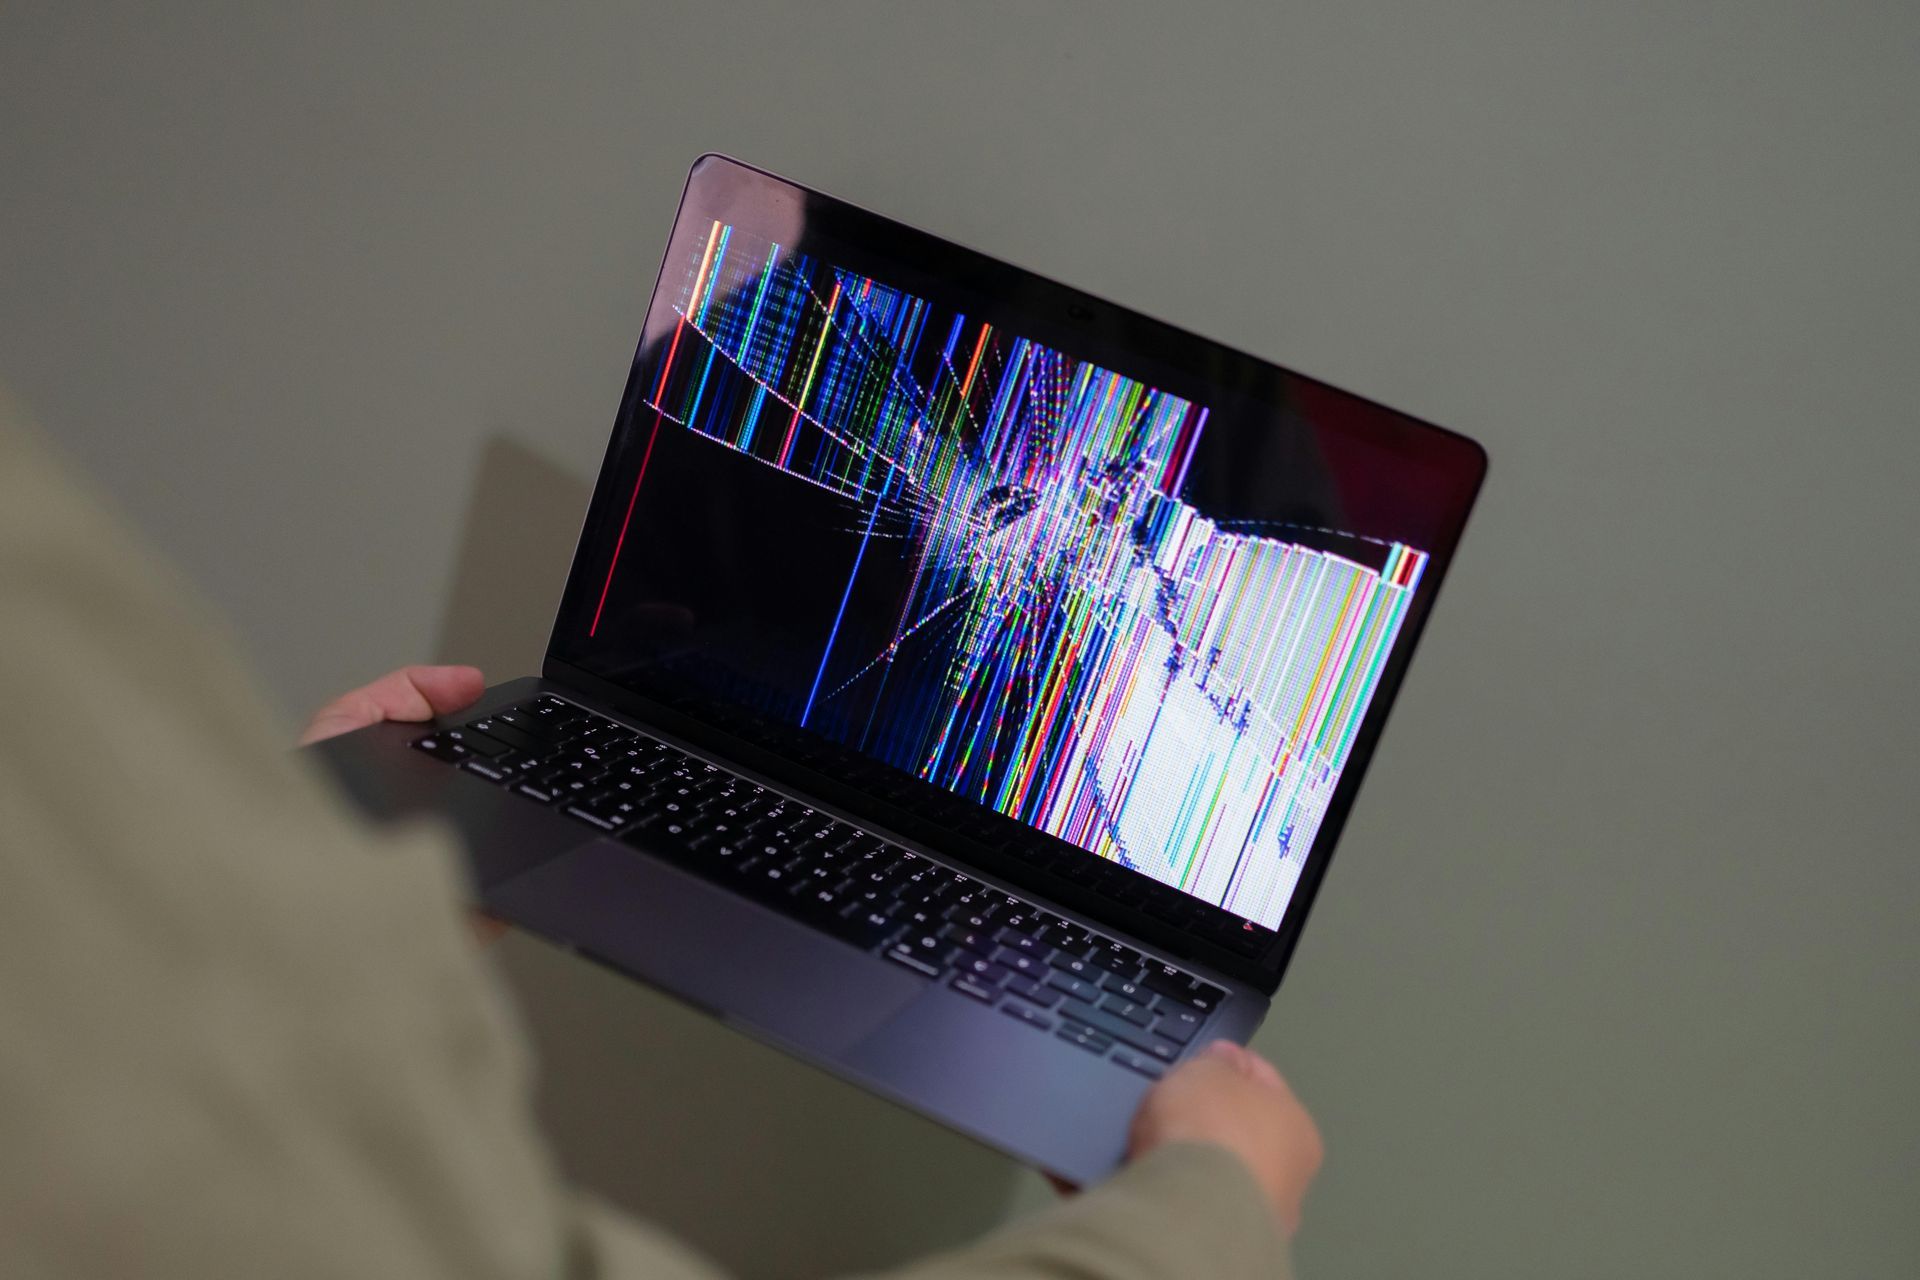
[0,396,1291,1280]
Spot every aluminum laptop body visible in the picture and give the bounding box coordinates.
[312,155,1488,1185]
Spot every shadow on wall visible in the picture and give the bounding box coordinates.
[432,435,586,681]
[435,434,1029,1277]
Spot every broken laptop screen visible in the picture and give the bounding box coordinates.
[555,213,1458,933]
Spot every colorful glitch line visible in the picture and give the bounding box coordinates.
[630,221,1427,927]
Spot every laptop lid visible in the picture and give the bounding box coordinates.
[544,155,1486,994]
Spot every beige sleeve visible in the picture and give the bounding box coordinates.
[0,394,1290,1280]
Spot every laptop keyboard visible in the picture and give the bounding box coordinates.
[412,694,1227,1078]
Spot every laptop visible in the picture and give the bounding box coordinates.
[311,154,1487,1185]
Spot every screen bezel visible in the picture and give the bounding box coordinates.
[545,154,1487,994]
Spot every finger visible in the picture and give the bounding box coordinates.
[1200,1038,1244,1064]
[1204,1040,1269,1081]
[299,665,485,745]
[347,664,484,722]
[1044,1172,1080,1197]
[469,911,510,948]
[400,664,488,717]
[1239,1048,1285,1088]
[300,692,389,745]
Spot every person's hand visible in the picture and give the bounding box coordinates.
[300,664,506,946]
[1128,1040,1323,1236]
[299,664,486,745]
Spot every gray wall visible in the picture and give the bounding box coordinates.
[5,3,1916,1275]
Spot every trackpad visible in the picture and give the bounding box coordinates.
[484,838,922,1054]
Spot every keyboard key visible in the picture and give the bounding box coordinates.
[746,862,793,892]
[1099,972,1149,1001]
[848,885,891,912]
[1140,965,1226,1012]
[954,955,1011,986]
[1056,1000,1183,1062]
[1038,921,1091,951]
[576,788,641,819]
[897,905,940,932]
[996,909,1041,937]
[461,756,525,783]
[1099,994,1154,1027]
[411,734,470,763]
[897,931,957,970]
[942,904,998,932]
[442,726,512,757]
[1057,996,1103,1024]
[815,906,900,951]
[859,863,908,890]
[461,718,543,755]
[1044,971,1100,1003]
[1135,1036,1181,1064]
[797,818,846,845]
[950,975,998,1003]
[563,805,625,832]
[1056,1024,1114,1055]
[1153,1006,1205,1045]
[706,841,756,870]
[798,881,852,914]
[990,947,1048,980]
[993,929,1048,957]
[1048,951,1097,980]
[939,925,997,956]
[1087,938,1145,976]
[492,708,556,740]
[606,760,663,786]
[551,774,602,802]
[999,1001,1054,1032]
[1111,1047,1165,1079]
[892,880,941,911]
[1004,976,1060,1008]
[946,893,1005,925]
[883,946,941,978]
